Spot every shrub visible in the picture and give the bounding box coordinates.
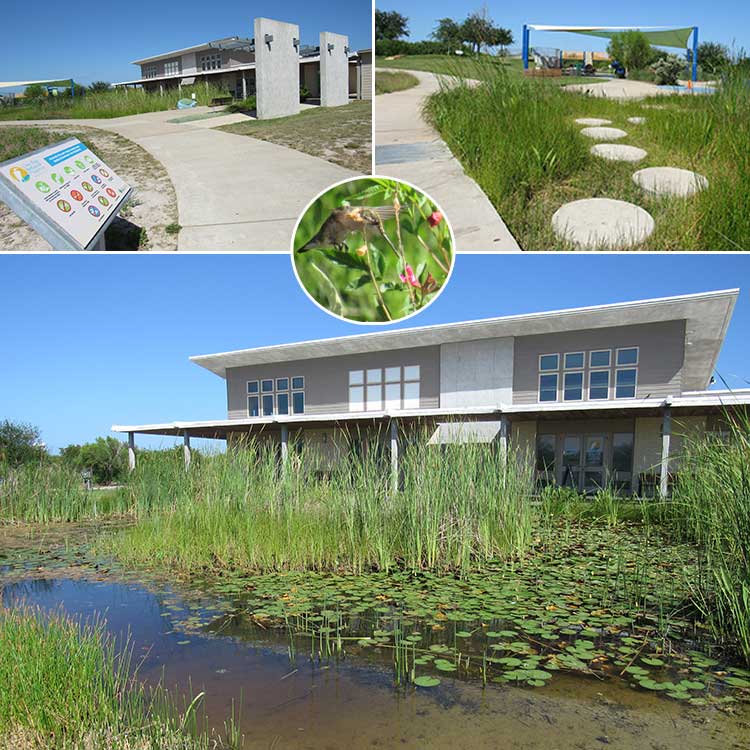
[375,39,469,57]
[226,95,256,112]
[300,85,310,102]
[652,54,685,85]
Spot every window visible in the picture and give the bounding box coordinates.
[403,366,420,409]
[616,347,639,366]
[564,352,584,369]
[590,350,611,368]
[247,375,303,416]
[539,373,558,402]
[200,52,222,70]
[536,434,556,487]
[277,392,289,415]
[615,368,637,399]
[262,394,274,416]
[563,372,583,401]
[164,60,180,76]
[261,379,273,392]
[292,391,304,414]
[589,370,609,400]
[539,354,559,371]
[247,381,259,394]
[612,433,634,492]
[348,366,420,411]
[276,378,288,391]
[292,376,304,390]
[349,370,364,412]
[248,396,259,416]
[143,65,157,78]
[366,368,382,411]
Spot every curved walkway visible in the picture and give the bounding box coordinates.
[2,107,355,251]
[375,69,520,252]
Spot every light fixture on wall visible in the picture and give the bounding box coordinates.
[293,37,300,50]
[344,45,350,54]
[327,43,335,53]
[264,33,274,49]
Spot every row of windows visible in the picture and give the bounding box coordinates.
[539,347,638,372]
[143,65,158,78]
[349,366,420,412]
[200,53,222,70]
[164,60,180,75]
[247,377,304,417]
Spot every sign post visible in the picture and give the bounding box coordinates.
[0,138,133,251]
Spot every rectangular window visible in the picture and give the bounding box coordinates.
[261,379,273,393]
[349,385,364,412]
[403,365,420,381]
[385,382,400,410]
[248,396,259,417]
[615,368,637,399]
[539,373,558,402]
[616,347,639,366]
[247,380,259,394]
[589,370,609,400]
[200,53,222,70]
[350,365,421,411]
[292,376,304,390]
[385,366,401,382]
[564,352,584,369]
[562,436,581,488]
[276,378,288,391]
[612,433,634,492]
[366,384,382,411]
[536,434,556,486]
[403,381,420,409]
[563,371,583,401]
[262,394,274,416]
[277,392,289,415]
[539,354,559,371]
[590,350,611,368]
[292,391,304,414]
[164,60,180,75]
[366,368,382,384]
[349,370,363,386]
[143,65,157,78]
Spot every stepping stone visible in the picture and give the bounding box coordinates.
[580,127,628,141]
[591,144,647,163]
[552,198,655,250]
[575,117,612,126]
[627,116,646,124]
[632,167,708,197]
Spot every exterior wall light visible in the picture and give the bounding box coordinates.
[327,43,335,53]
[293,37,300,49]
[264,33,274,47]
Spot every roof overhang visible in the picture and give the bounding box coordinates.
[191,290,738,391]
[527,26,696,48]
[131,37,253,65]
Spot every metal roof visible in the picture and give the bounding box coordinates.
[191,290,738,391]
[131,37,252,65]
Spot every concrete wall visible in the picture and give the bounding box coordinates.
[439,337,513,408]
[512,320,685,404]
[225,345,441,418]
[254,18,300,119]
[320,32,350,107]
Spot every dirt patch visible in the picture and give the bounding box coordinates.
[0,125,178,251]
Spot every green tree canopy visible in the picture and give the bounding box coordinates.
[696,42,731,74]
[606,31,655,73]
[60,436,127,485]
[0,420,47,467]
[460,12,513,54]
[376,10,409,41]
[88,81,111,93]
[432,18,463,46]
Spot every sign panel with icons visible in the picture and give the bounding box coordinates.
[0,138,132,250]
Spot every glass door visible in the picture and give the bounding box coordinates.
[583,435,606,493]
[561,436,581,489]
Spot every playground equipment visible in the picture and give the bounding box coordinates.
[522,25,700,82]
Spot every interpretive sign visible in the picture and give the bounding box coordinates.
[0,138,132,250]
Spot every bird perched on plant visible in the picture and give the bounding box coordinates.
[297,205,396,252]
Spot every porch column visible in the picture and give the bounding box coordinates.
[498,414,510,461]
[280,424,289,469]
[390,419,399,495]
[127,432,136,472]
[242,72,247,99]
[660,404,672,497]
[183,430,191,471]
[159,83,164,95]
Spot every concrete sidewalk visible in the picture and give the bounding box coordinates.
[3,107,356,251]
[375,69,520,252]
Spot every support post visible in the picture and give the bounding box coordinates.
[280,424,289,470]
[127,432,136,473]
[499,414,510,461]
[390,419,399,495]
[522,25,529,70]
[183,431,191,471]
[660,405,672,498]
[692,27,699,83]
[242,72,247,99]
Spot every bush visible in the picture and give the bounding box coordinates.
[652,54,685,85]
[0,420,46,467]
[375,39,469,57]
[226,95,256,112]
[300,85,310,102]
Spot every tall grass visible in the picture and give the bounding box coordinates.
[0,85,232,121]
[0,605,235,748]
[100,432,535,575]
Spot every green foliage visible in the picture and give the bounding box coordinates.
[432,18,463,47]
[696,42,731,75]
[22,84,47,103]
[376,71,420,95]
[0,419,46,467]
[293,178,453,322]
[375,10,409,40]
[299,85,310,102]
[459,11,513,54]
[375,39,464,56]
[606,30,655,74]
[60,436,127,484]
[652,54,685,85]
[88,80,111,93]
[226,95,256,112]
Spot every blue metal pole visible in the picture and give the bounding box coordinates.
[692,27,698,82]
[522,24,529,70]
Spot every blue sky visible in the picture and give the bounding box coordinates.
[0,254,748,454]
[2,0,372,87]
[378,0,750,54]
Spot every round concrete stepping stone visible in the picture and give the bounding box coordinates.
[632,167,708,197]
[580,126,628,141]
[591,144,648,163]
[552,198,655,250]
[575,117,612,126]
[627,116,646,124]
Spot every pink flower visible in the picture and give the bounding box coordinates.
[428,211,443,227]
[399,264,421,288]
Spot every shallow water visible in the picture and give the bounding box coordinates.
[3,576,749,750]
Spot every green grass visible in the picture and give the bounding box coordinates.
[376,71,420,95]
[219,99,371,173]
[0,606,237,749]
[424,61,750,250]
[0,127,93,163]
[0,85,233,121]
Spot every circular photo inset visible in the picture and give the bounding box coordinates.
[292,177,455,324]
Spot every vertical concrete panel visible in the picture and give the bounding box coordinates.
[255,18,300,120]
[320,31,350,107]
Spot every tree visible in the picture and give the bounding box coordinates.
[652,54,684,85]
[606,31,654,74]
[88,81,111,93]
[375,10,409,41]
[459,11,513,54]
[696,42,730,75]
[23,84,47,103]
[60,437,127,485]
[432,18,462,47]
[0,420,47,467]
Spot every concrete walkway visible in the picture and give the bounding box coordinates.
[2,107,355,251]
[375,69,520,252]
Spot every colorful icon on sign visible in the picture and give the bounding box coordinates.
[99,168,110,178]
[70,190,84,202]
[88,205,101,217]
[82,181,93,192]
[75,160,86,170]
[57,199,72,213]
[91,175,102,184]
[64,166,75,175]
[84,155,94,165]
[97,196,110,207]
[35,181,51,194]
[106,187,117,198]
[51,172,65,185]
[9,167,30,183]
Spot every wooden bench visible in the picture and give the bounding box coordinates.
[209,96,233,108]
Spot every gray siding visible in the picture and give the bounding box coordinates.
[226,346,440,419]
[512,320,685,405]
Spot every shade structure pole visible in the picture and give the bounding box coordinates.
[390,419,399,496]
[522,25,529,70]
[660,405,672,498]
[127,432,136,473]
[692,27,699,83]
[183,430,191,471]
